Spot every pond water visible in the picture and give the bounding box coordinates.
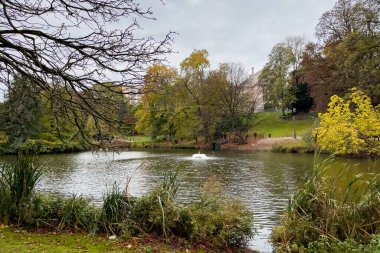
[0,150,378,252]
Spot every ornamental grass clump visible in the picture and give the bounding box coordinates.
[106,172,255,247]
[100,183,130,235]
[272,156,380,252]
[0,154,42,226]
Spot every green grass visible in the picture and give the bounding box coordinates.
[0,227,244,253]
[0,227,208,253]
[0,227,132,253]
[123,135,152,142]
[251,112,315,138]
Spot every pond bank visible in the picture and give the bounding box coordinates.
[0,137,309,155]
[98,136,313,153]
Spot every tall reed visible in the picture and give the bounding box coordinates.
[100,182,129,235]
[0,154,42,225]
[272,154,380,251]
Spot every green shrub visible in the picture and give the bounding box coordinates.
[122,173,255,246]
[302,129,315,150]
[175,178,255,246]
[124,171,181,239]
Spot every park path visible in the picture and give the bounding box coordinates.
[221,137,298,151]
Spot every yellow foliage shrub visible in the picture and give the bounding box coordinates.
[314,88,380,156]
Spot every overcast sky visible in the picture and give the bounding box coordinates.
[139,0,336,73]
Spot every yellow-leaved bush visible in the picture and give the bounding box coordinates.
[314,88,380,156]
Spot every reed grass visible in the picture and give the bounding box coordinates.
[0,154,42,225]
[100,183,129,235]
[272,153,380,252]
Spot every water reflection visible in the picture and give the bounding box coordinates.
[0,150,378,253]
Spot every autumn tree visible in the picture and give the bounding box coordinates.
[180,50,214,143]
[303,0,380,106]
[135,64,178,139]
[0,0,173,141]
[286,36,306,72]
[316,0,365,44]
[314,88,380,156]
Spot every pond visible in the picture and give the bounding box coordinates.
[0,150,378,252]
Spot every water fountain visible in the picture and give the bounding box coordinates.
[191,152,207,159]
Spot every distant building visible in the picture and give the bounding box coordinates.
[245,67,265,112]
[122,85,142,105]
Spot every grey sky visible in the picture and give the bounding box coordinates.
[140,0,336,72]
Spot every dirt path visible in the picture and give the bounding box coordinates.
[221,137,299,151]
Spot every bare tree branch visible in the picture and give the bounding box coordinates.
[0,0,174,141]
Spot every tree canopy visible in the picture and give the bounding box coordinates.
[0,0,173,139]
[258,37,306,115]
[134,51,260,144]
[303,0,380,105]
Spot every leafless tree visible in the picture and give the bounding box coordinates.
[216,63,258,144]
[0,0,174,140]
[315,0,377,44]
[285,35,306,71]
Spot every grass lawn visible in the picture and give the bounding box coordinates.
[0,227,133,253]
[0,227,241,253]
[251,111,316,138]
[123,135,152,142]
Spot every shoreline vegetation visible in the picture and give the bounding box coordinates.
[271,156,380,252]
[0,112,317,155]
[2,151,380,253]
[2,107,378,158]
[0,155,255,253]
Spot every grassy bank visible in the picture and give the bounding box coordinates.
[271,139,315,154]
[0,227,132,253]
[1,227,252,253]
[252,112,315,138]
[0,155,255,252]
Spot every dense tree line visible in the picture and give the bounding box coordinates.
[259,0,380,113]
[0,50,260,149]
[0,76,135,152]
[135,50,260,144]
